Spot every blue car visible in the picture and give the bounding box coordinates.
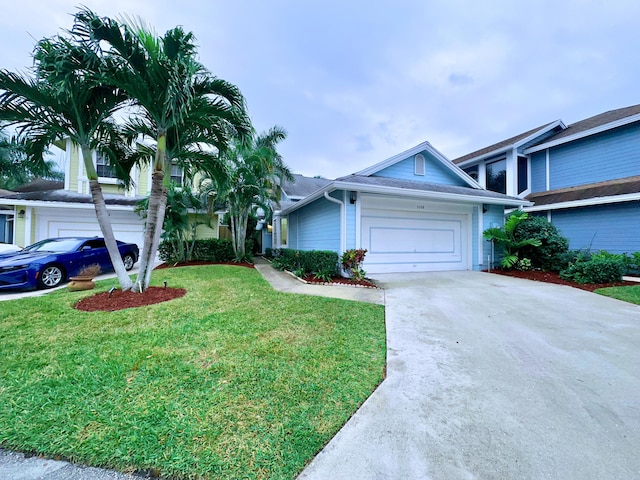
[0,237,139,290]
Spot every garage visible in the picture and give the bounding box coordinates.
[33,206,146,251]
[359,194,472,273]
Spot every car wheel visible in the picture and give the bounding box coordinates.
[39,264,65,289]
[123,253,135,271]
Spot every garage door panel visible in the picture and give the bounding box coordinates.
[360,202,470,273]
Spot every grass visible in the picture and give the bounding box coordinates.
[0,265,386,479]
[595,284,640,305]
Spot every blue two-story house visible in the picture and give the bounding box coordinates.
[273,141,529,274]
[453,104,640,255]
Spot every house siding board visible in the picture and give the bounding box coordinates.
[530,151,547,193]
[483,204,505,268]
[549,122,640,190]
[551,202,640,254]
[471,206,480,270]
[288,197,340,251]
[373,155,466,186]
[69,144,80,192]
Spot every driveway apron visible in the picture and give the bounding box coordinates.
[298,271,640,480]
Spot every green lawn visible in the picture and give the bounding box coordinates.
[0,265,386,479]
[595,284,640,305]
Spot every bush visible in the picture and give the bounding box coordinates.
[560,251,628,284]
[341,249,367,280]
[513,216,569,271]
[159,238,235,264]
[270,248,339,277]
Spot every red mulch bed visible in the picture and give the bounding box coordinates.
[489,269,637,292]
[75,287,186,312]
[301,274,378,289]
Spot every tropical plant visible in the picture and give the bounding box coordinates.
[483,210,542,269]
[215,126,292,262]
[73,8,251,290]
[560,250,628,284]
[513,215,569,271]
[0,29,135,290]
[341,248,368,281]
[0,130,61,190]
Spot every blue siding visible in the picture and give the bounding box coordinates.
[482,204,506,269]
[549,122,640,190]
[287,197,340,251]
[471,206,479,270]
[374,152,467,186]
[530,151,546,193]
[550,202,640,254]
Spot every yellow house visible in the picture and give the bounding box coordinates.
[0,140,219,249]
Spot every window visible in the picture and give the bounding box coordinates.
[517,156,528,194]
[96,153,117,178]
[414,154,425,176]
[280,218,288,246]
[170,164,183,186]
[486,159,507,194]
[464,165,479,181]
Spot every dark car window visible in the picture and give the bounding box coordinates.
[23,238,85,253]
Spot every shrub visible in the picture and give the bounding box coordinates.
[560,251,628,284]
[513,215,569,271]
[271,249,339,277]
[341,249,367,281]
[159,238,235,264]
[483,211,541,269]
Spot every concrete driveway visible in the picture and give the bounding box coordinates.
[299,271,640,480]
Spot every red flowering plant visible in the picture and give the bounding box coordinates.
[341,249,368,281]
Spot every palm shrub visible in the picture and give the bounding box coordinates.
[483,211,541,270]
[513,215,569,271]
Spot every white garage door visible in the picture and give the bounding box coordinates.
[34,207,146,251]
[360,195,472,273]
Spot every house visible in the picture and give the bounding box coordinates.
[272,142,529,273]
[0,139,219,250]
[453,104,640,255]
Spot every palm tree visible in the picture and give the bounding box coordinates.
[0,34,135,289]
[0,130,60,190]
[216,126,292,262]
[73,8,251,291]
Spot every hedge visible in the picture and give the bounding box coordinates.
[159,238,235,264]
[270,248,339,276]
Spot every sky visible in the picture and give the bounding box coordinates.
[1,0,639,179]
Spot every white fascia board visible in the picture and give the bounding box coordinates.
[0,198,136,212]
[524,192,640,212]
[332,182,531,207]
[355,141,434,176]
[356,140,482,189]
[455,120,566,167]
[524,114,640,154]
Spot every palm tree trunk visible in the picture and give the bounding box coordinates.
[134,131,167,291]
[81,146,133,291]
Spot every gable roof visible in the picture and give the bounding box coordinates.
[282,174,332,199]
[0,189,142,209]
[453,120,565,165]
[525,175,640,208]
[524,104,640,154]
[354,141,482,189]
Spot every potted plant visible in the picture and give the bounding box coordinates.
[68,264,101,291]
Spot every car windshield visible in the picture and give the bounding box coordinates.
[22,238,84,253]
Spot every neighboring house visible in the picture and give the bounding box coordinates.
[273,142,529,274]
[0,140,219,250]
[453,104,640,254]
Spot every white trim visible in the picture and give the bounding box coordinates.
[354,140,482,189]
[64,138,72,191]
[0,198,138,212]
[280,181,530,216]
[524,114,640,154]
[24,207,32,244]
[455,120,566,167]
[545,149,550,191]
[324,191,346,255]
[524,192,640,212]
[355,191,362,249]
[414,154,425,176]
[477,206,483,269]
